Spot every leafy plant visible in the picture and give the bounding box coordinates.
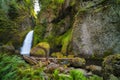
[53,69,103,80]
[70,70,87,80]
[53,69,60,80]
[0,53,45,80]
[89,75,103,80]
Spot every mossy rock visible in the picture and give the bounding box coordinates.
[1,44,15,53]
[70,57,86,67]
[102,54,120,79]
[30,42,50,57]
[51,52,64,58]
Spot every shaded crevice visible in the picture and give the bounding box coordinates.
[51,6,73,23]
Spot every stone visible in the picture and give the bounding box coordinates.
[30,42,50,57]
[72,1,120,57]
[70,57,86,67]
[23,55,38,65]
[102,54,120,79]
[86,65,102,76]
[45,62,60,73]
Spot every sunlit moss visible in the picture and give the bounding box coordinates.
[51,52,64,58]
[56,29,72,55]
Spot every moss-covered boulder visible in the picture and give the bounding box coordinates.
[51,52,64,58]
[30,42,50,57]
[102,54,120,79]
[72,0,120,58]
[70,57,86,67]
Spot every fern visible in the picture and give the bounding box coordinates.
[0,53,45,80]
[70,70,87,80]
[53,69,60,80]
[89,75,103,80]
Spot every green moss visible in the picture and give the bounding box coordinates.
[33,25,46,46]
[58,29,72,54]
[43,27,72,55]
[43,33,56,49]
[51,52,64,58]
[0,9,18,44]
[38,42,50,51]
[35,49,46,56]
[31,42,50,57]
[40,0,64,10]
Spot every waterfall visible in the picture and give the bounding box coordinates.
[34,0,40,14]
[20,30,34,55]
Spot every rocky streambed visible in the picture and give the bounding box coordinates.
[22,54,120,80]
[22,55,102,76]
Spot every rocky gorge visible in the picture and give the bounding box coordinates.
[0,0,120,80]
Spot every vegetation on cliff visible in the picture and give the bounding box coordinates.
[0,0,120,80]
[0,0,35,48]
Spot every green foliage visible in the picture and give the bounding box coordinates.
[60,29,72,54]
[53,69,72,80]
[70,70,87,80]
[0,9,18,44]
[0,0,36,46]
[33,25,46,45]
[43,27,72,55]
[116,0,120,4]
[8,4,19,20]
[0,53,45,80]
[52,69,103,80]
[0,0,19,13]
[109,74,120,80]
[40,0,64,11]
[53,0,65,4]
[0,53,104,80]
[59,74,72,80]
[89,75,103,80]
[53,69,60,80]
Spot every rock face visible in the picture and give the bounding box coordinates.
[30,42,50,57]
[33,0,75,54]
[72,0,120,57]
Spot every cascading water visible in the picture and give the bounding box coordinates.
[20,30,34,55]
[34,0,40,14]
[20,0,40,55]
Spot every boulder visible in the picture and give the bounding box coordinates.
[72,0,120,57]
[102,54,120,79]
[86,65,102,76]
[30,42,50,57]
[70,57,86,67]
[45,62,60,73]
